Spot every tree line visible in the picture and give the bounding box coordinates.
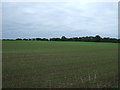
[2,35,120,43]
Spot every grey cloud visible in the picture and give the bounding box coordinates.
[2,2,118,39]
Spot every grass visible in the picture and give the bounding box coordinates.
[2,41,118,88]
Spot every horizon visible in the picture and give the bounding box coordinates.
[2,35,119,40]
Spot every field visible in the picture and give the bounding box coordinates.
[2,41,118,88]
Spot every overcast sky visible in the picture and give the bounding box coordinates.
[2,2,118,39]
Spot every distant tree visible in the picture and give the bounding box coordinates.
[73,37,79,41]
[88,36,95,42]
[13,35,119,43]
[67,38,73,41]
[50,38,60,41]
[42,38,48,41]
[16,38,22,40]
[102,37,111,42]
[109,38,118,43]
[94,35,102,42]
[78,37,82,41]
[101,37,118,43]
[50,38,56,41]
[61,36,67,41]
[81,37,86,41]
[55,38,61,41]
[118,39,120,43]
[32,38,36,41]
[36,38,42,41]
[84,36,91,42]
[23,38,28,40]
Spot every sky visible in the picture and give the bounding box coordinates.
[2,2,118,39]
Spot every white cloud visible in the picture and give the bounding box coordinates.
[22,8,37,14]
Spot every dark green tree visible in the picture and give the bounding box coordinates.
[61,36,67,41]
[94,35,102,42]
[16,38,22,40]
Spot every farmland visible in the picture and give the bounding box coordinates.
[2,41,118,88]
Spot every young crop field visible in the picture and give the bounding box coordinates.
[2,41,118,88]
